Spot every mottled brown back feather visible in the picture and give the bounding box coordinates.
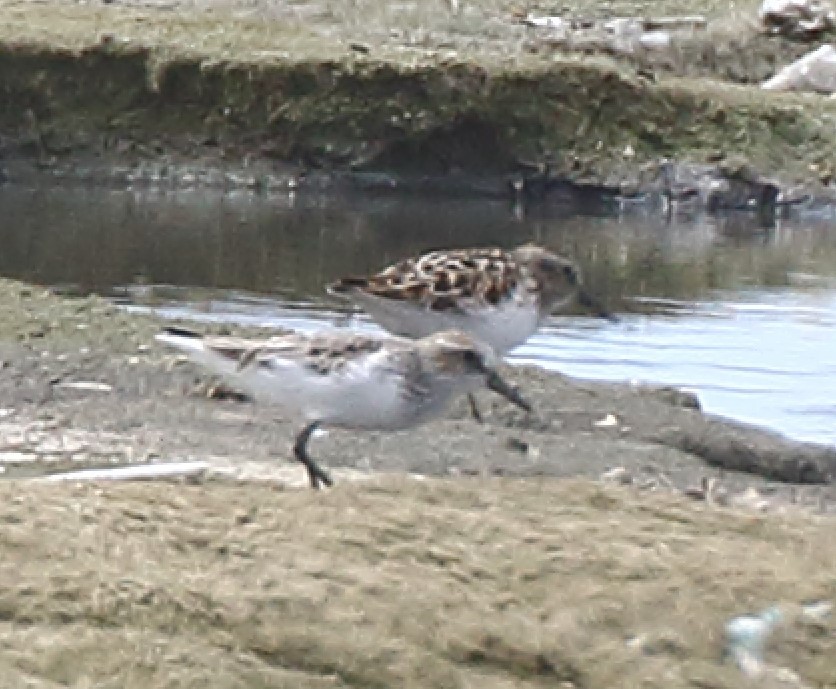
[334,248,531,311]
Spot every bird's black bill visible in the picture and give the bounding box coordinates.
[485,370,533,414]
[577,289,619,323]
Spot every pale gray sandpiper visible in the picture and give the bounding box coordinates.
[328,244,612,419]
[156,326,532,489]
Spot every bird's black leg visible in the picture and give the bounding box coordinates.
[467,393,484,424]
[292,421,333,489]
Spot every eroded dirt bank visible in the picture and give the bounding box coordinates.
[1,0,836,201]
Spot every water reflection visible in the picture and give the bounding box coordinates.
[2,183,836,306]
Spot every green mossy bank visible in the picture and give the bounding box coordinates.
[1,0,835,191]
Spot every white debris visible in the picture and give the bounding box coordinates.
[725,606,783,677]
[762,44,836,93]
[601,466,633,484]
[54,380,114,393]
[523,14,703,56]
[801,599,833,620]
[729,486,773,512]
[523,14,568,30]
[644,16,707,29]
[0,451,39,463]
[594,413,619,428]
[759,0,836,36]
[38,461,211,483]
[604,17,643,35]
[639,30,672,50]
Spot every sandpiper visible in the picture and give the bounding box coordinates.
[328,244,611,355]
[156,326,532,489]
[328,244,611,419]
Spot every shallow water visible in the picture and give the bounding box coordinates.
[2,181,836,445]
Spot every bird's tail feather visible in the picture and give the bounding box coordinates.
[155,326,207,354]
[155,326,241,378]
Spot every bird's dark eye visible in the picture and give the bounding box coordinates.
[563,265,577,281]
[463,350,482,368]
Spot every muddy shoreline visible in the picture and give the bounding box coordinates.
[2,277,835,498]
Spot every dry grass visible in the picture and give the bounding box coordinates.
[0,477,834,688]
[0,0,803,71]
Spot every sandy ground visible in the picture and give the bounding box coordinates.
[1,478,835,689]
[1,277,836,686]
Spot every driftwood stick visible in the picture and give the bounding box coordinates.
[37,461,211,483]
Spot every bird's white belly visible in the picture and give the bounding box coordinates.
[359,294,540,354]
[461,301,541,353]
[234,355,456,431]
